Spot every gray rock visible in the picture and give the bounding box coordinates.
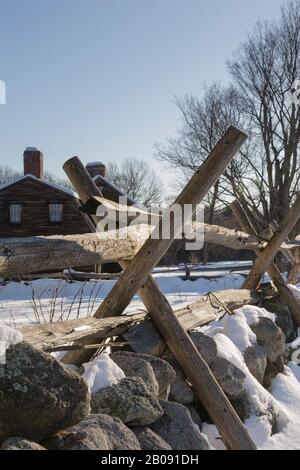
[162,353,195,405]
[243,344,268,384]
[261,300,297,343]
[212,356,251,420]
[186,405,202,431]
[1,438,46,450]
[110,354,159,395]
[150,401,210,450]
[162,332,217,405]
[91,377,163,427]
[250,317,286,386]
[212,357,247,400]
[133,427,172,450]
[123,320,165,356]
[112,352,175,396]
[189,331,218,367]
[159,385,171,401]
[250,317,286,363]
[169,373,195,405]
[45,414,141,450]
[0,342,90,442]
[264,358,285,387]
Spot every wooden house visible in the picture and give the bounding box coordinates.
[0,149,129,238]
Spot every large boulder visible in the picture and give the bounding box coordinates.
[211,356,250,421]
[243,344,267,384]
[45,415,141,450]
[0,342,90,442]
[91,377,163,427]
[250,317,286,386]
[133,427,172,450]
[189,331,218,367]
[150,401,210,451]
[110,354,159,395]
[186,405,203,431]
[212,357,247,400]
[162,332,218,405]
[261,299,297,343]
[112,352,175,397]
[162,354,194,405]
[1,438,46,450]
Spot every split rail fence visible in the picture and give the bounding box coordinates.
[3,127,300,449]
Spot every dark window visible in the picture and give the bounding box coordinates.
[9,203,22,224]
[49,202,63,223]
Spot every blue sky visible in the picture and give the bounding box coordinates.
[0,0,284,190]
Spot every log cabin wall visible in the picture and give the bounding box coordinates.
[0,177,92,238]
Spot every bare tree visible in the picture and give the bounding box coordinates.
[107,158,163,207]
[228,0,300,224]
[0,166,22,184]
[44,172,74,190]
[157,0,300,230]
[156,83,249,222]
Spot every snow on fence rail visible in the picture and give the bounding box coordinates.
[1,223,299,279]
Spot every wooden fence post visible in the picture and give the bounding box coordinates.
[268,220,298,285]
[241,195,300,291]
[231,200,300,326]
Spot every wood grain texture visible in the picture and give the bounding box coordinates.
[242,194,300,290]
[63,157,102,204]
[1,221,298,278]
[0,225,150,277]
[231,200,300,326]
[20,313,145,350]
[123,289,259,356]
[21,290,257,351]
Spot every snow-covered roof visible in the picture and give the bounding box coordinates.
[93,174,136,206]
[0,174,79,199]
[86,161,105,167]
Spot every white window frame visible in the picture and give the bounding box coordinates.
[9,203,22,224]
[49,202,63,223]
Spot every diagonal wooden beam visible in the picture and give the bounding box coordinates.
[63,129,256,450]
[241,195,300,291]
[231,200,300,326]
[265,220,295,266]
[136,274,256,450]
[268,220,298,284]
[94,127,248,319]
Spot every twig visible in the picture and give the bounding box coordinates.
[45,341,128,353]
[204,292,233,317]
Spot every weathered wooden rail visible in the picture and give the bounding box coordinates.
[0,226,150,277]
[231,200,300,326]
[20,289,258,351]
[1,223,298,278]
[242,194,300,291]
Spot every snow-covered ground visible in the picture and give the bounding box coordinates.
[2,261,300,450]
[200,304,300,450]
[0,270,245,328]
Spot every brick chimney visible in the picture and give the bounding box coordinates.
[86,162,107,179]
[24,147,44,179]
